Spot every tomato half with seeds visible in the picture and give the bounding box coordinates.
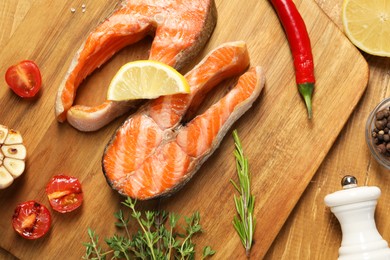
[5,60,42,98]
[45,175,83,213]
[12,200,51,239]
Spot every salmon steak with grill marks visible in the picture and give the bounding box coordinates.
[55,0,217,132]
[102,41,265,200]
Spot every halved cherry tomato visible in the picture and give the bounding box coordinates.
[5,60,42,98]
[45,175,83,213]
[12,200,51,239]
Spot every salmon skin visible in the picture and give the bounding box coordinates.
[102,41,265,200]
[55,0,217,132]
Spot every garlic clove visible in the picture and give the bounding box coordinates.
[0,125,9,144]
[0,150,4,164]
[0,165,14,189]
[3,158,25,178]
[1,144,27,160]
[4,130,23,145]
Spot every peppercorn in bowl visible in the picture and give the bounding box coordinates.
[366,97,390,170]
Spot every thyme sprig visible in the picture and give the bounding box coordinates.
[83,197,215,260]
[230,130,256,257]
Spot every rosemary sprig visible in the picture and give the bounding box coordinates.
[230,129,256,257]
[83,197,215,260]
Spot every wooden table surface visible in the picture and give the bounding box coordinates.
[0,0,389,259]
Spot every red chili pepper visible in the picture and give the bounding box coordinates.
[270,0,315,119]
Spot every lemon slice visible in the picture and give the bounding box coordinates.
[107,60,190,101]
[342,0,390,57]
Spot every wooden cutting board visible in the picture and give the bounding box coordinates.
[0,0,368,259]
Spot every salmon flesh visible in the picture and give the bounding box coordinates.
[102,41,265,200]
[55,0,217,131]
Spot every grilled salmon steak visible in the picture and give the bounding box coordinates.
[102,41,265,200]
[55,0,217,131]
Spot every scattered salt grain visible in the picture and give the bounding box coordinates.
[70,7,76,13]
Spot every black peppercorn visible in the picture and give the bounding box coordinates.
[377,143,386,154]
[375,120,387,130]
[376,109,387,120]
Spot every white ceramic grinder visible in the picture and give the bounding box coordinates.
[324,175,390,260]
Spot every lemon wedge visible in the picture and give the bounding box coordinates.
[342,0,390,57]
[107,60,190,101]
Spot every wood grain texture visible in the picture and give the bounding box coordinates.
[0,0,369,259]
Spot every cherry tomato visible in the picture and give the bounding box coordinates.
[5,60,42,98]
[45,175,83,213]
[12,200,51,239]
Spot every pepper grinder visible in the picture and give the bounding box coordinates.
[324,175,390,260]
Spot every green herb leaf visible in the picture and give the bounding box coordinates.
[202,246,216,259]
[231,129,256,257]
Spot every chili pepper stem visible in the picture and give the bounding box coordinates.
[298,82,314,119]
